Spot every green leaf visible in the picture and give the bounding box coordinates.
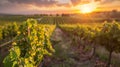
[3,55,13,67]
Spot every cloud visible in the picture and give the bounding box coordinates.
[70,0,82,6]
[96,0,120,4]
[96,0,120,7]
[0,0,59,8]
[0,0,72,10]
[0,0,120,14]
[9,0,58,7]
[0,0,73,14]
[0,0,59,13]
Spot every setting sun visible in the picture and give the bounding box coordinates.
[80,3,97,14]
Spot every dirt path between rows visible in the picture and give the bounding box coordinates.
[43,27,95,67]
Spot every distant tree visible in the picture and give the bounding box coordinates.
[56,14,59,16]
[61,13,70,17]
[49,14,53,16]
[111,10,118,18]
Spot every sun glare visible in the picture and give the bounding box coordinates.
[79,3,97,14]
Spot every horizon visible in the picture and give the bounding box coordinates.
[0,0,120,14]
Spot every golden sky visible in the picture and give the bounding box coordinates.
[0,0,120,14]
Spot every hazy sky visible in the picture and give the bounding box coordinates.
[0,0,120,14]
